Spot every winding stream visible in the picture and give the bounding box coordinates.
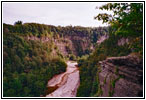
[45,61,80,97]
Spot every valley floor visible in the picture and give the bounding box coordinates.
[46,61,80,97]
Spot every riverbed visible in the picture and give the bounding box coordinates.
[45,61,80,97]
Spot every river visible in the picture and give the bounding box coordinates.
[45,61,80,97]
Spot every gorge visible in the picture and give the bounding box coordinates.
[46,61,79,97]
[3,3,143,98]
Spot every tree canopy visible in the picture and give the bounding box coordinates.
[14,21,23,25]
[95,3,143,37]
[77,3,143,97]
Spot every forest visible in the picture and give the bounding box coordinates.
[3,20,109,96]
[3,3,143,97]
[77,3,143,97]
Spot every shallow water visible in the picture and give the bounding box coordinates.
[46,61,80,97]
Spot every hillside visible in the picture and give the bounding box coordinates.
[3,3,143,97]
[76,3,143,97]
[4,23,109,57]
[3,23,108,97]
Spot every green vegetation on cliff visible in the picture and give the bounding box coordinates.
[77,3,143,97]
[3,31,67,97]
[3,2,143,97]
[4,23,109,57]
[3,21,109,97]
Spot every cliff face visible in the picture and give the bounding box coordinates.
[97,34,109,45]
[98,54,143,97]
[4,23,109,57]
[26,35,94,57]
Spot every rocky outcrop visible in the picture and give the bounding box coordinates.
[26,36,51,42]
[97,34,109,45]
[26,35,94,56]
[118,38,129,46]
[98,54,143,97]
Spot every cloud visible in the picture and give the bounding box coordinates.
[3,2,109,27]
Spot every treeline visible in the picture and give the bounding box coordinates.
[3,21,109,97]
[4,22,109,58]
[77,3,143,97]
[4,23,109,44]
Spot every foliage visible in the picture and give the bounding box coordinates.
[69,54,76,61]
[14,21,23,25]
[77,3,143,97]
[77,33,131,97]
[3,3,143,97]
[3,22,109,97]
[3,32,67,97]
[95,3,143,37]
[3,23,109,57]
[77,55,89,66]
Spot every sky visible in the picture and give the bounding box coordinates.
[3,2,110,27]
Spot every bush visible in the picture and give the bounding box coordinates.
[69,54,76,61]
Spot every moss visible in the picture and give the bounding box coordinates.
[97,85,103,96]
[91,75,99,96]
[111,79,116,88]
[108,89,114,97]
[98,65,102,73]
[115,66,119,75]
[104,75,108,84]
[108,75,122,97]
[108,78,114,97]
[91,67,103,97]
[119,75,125,78]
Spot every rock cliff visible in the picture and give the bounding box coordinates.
[98,54,143,97]
[4,23,109,57]
[26,35,94,57]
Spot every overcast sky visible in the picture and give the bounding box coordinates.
[3,2,109,27]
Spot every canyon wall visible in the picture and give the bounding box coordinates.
[26,35,95,57]
[98,54,143,97]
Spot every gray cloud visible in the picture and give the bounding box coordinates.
[3,2,108,27]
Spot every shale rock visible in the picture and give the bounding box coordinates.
[98,54,143,97]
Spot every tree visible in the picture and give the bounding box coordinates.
[14,21,23,25]
[95,3,143,37]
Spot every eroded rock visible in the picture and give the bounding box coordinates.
[98,54,143,97]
